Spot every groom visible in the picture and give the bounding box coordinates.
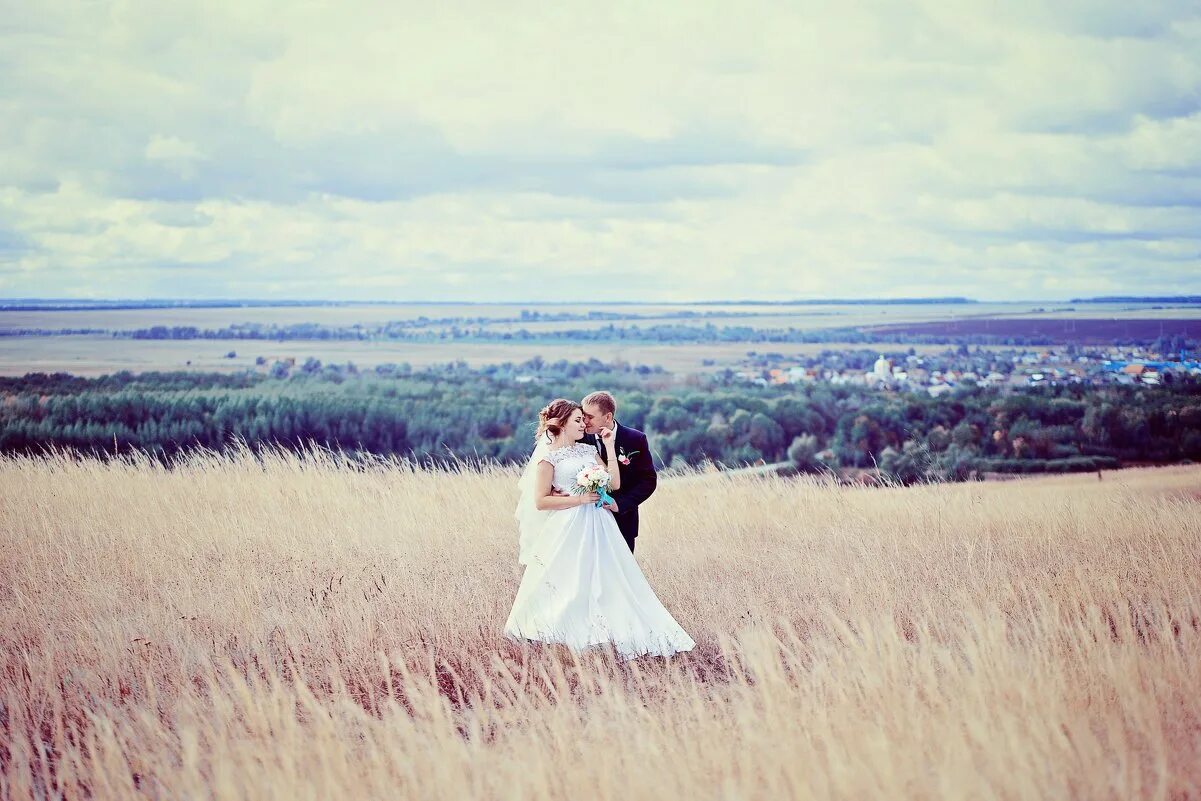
[580,391,657,553]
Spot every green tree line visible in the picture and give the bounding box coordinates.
[1,362,1200,482]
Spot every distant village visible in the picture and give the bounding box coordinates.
[732,345,1201,396]
[243,341,1201,397]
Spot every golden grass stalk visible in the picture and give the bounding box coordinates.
[2,449,1199,800]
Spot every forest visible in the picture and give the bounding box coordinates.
[2,358,1200,483]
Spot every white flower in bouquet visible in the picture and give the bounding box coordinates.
[573,464,611,494]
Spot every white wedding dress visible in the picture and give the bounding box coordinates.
[504,441,695,659]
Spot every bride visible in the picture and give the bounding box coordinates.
[504,398,695,659]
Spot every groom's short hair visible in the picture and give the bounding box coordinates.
[582,391,616,417]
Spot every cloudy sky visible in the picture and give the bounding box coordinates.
[1,1,1199,302]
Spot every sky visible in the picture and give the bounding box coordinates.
[1,0,1199,303]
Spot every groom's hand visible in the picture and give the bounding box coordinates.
[603,501,619,513]
[550,488,569,497]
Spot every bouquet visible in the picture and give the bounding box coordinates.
[573,464,616,509]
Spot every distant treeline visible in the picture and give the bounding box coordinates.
[692,297,977,305]
[110,321,1201,349]
[0,297,976,312]
[72,322,1068,347]
[0,328,109,336]
[0,300,345,312]
[1069,296,1201,304]
[2,360,1199,483]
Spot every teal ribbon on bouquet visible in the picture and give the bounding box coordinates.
[596,486,615,508]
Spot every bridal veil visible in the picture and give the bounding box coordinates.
[515,433,552,566]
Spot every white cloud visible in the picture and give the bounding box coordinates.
[144,135,207,180]
[0,0,1198,301]
[1123,112,1201,171]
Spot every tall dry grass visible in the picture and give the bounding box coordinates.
[2,449,1200,800]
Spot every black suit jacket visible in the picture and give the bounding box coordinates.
[586,423,657,548]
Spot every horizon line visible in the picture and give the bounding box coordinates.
[2,295,1199,310]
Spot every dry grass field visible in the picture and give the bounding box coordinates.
[2,453,1200,800]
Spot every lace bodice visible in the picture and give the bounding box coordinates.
[542,443,601,493]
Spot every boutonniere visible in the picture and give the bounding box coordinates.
[618,449,640,466]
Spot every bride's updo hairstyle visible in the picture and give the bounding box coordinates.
[536,398,582,442]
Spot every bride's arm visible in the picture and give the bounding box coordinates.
[534,461,598,511]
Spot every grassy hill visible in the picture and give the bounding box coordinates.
[2,453,1199,799]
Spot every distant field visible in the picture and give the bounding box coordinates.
[478,308,980,333]
[976,307,1201,320]
[0,335,970,377]
[867,317,1201,343]
[3,301,1159,334]
[2,300,1196,376]
[0,303,694,331]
